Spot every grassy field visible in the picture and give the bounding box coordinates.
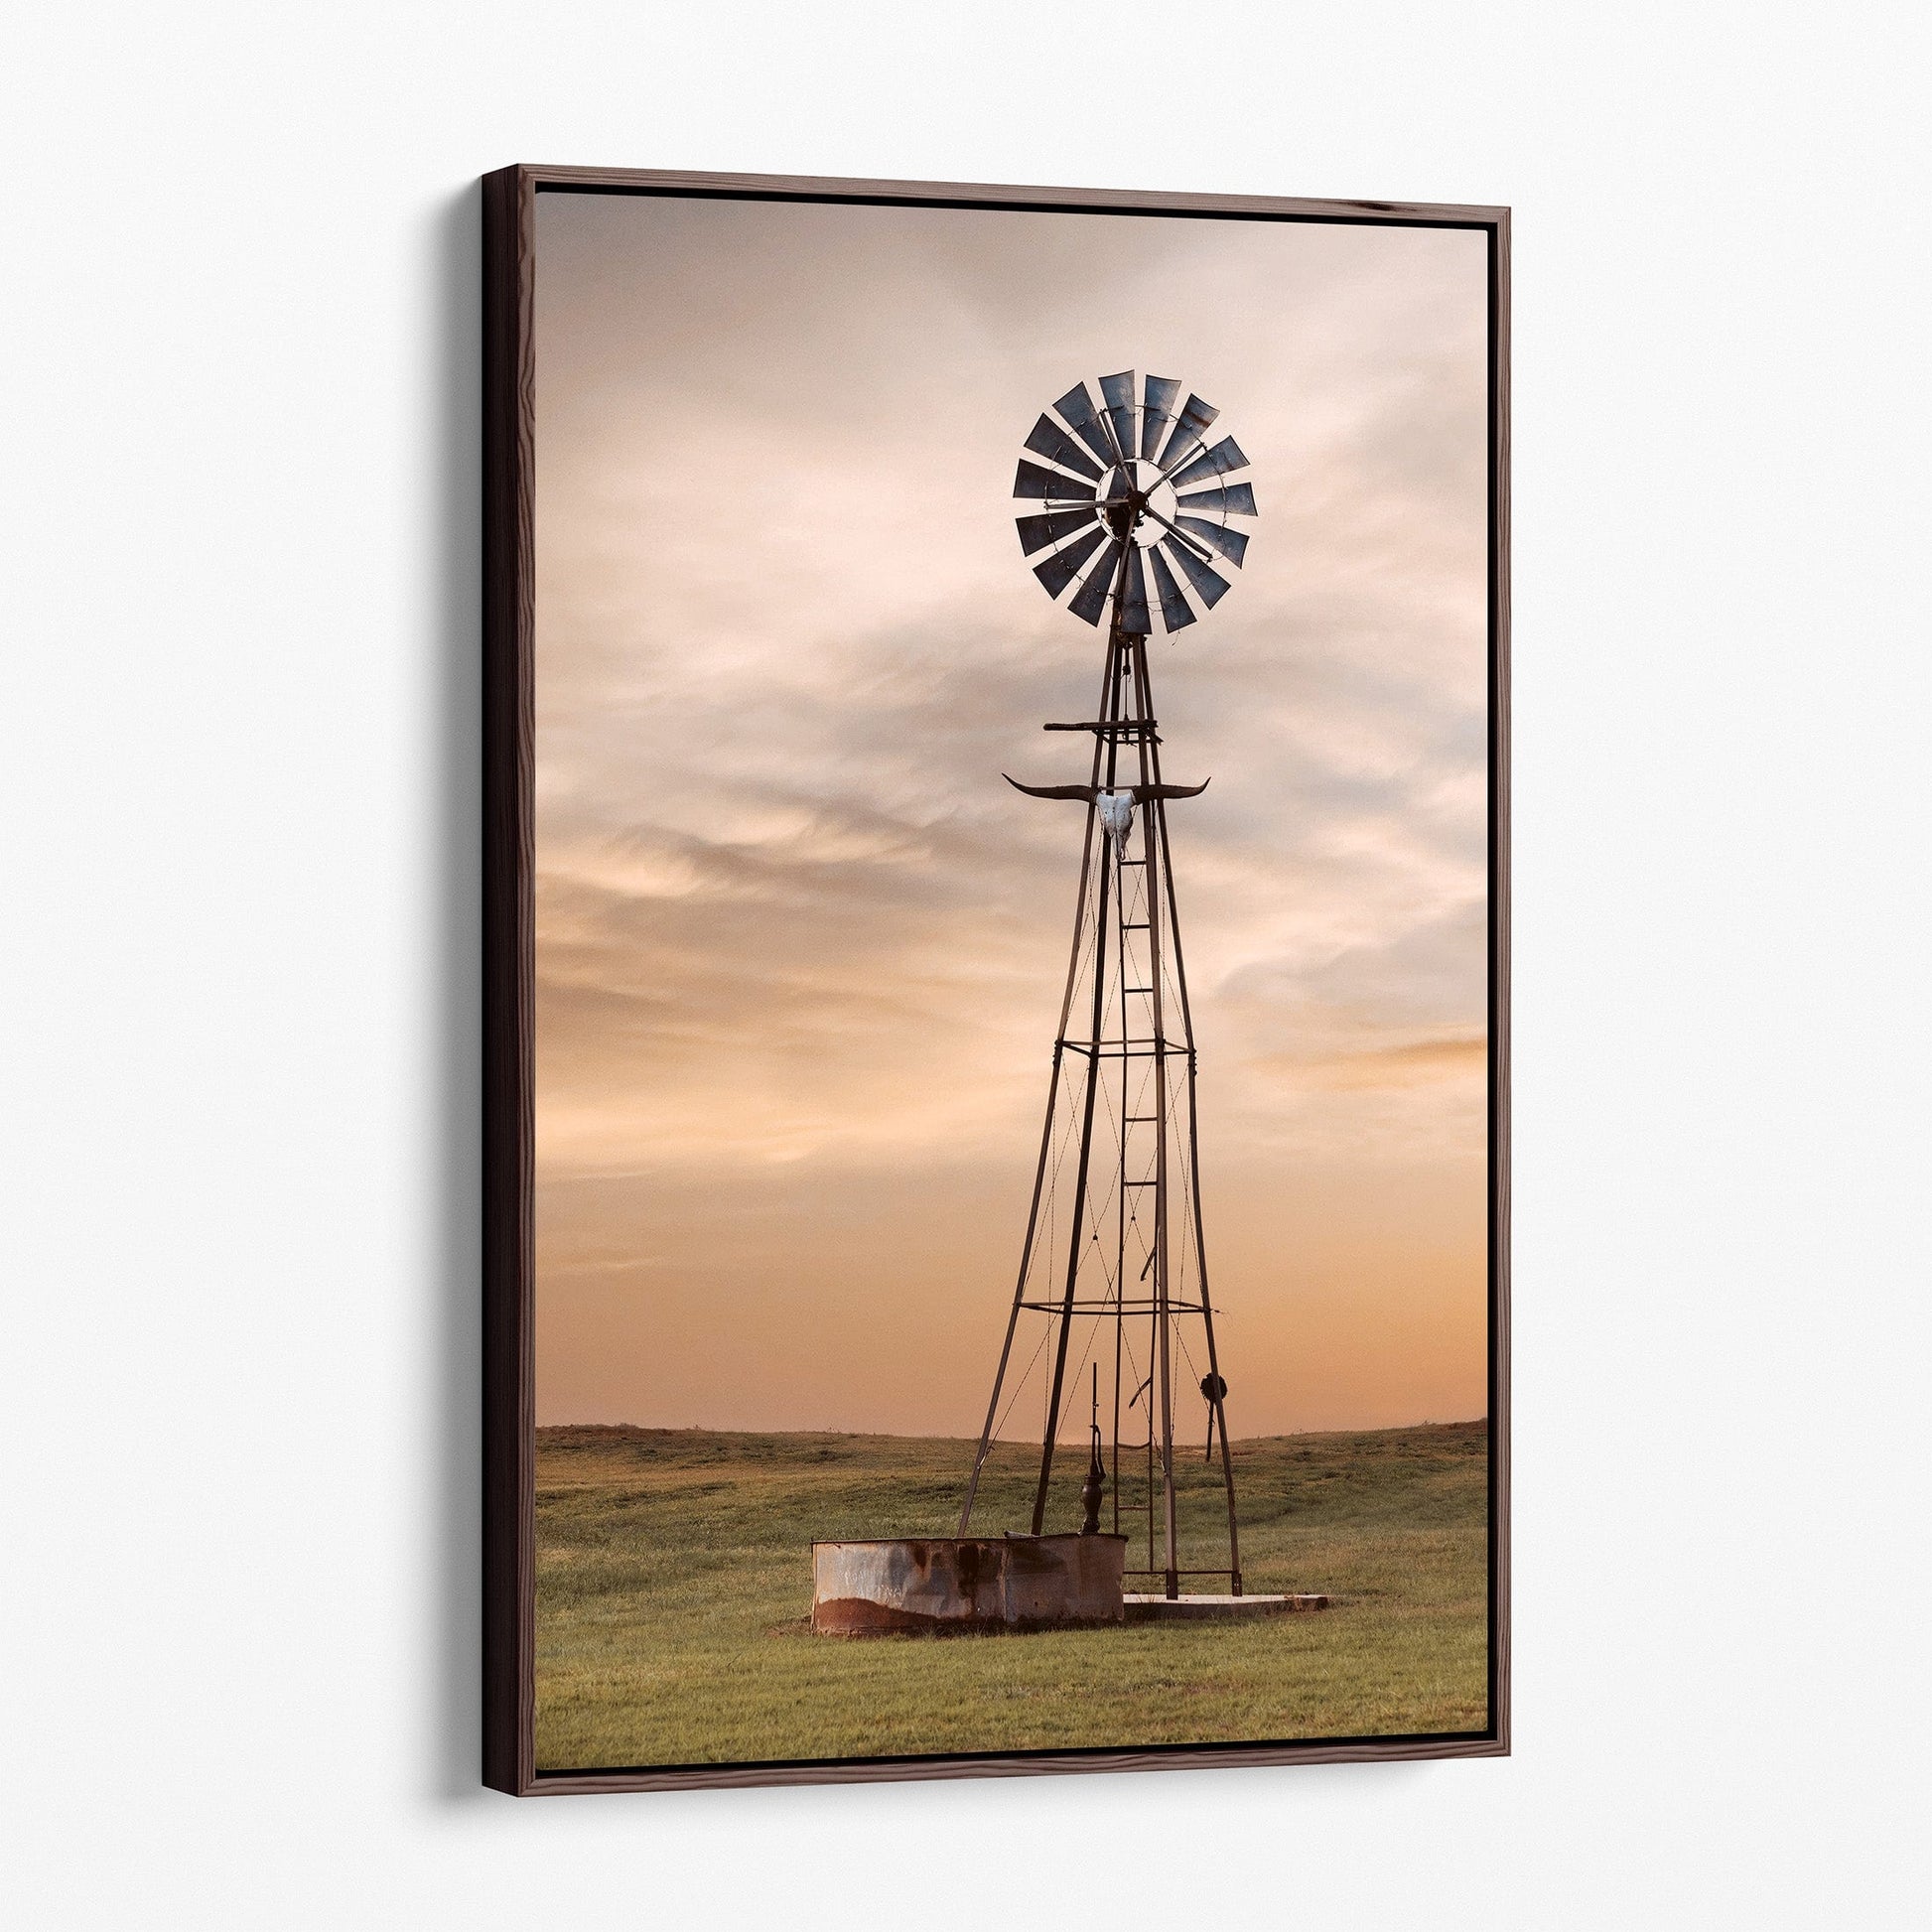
[534,1421,1489,1770]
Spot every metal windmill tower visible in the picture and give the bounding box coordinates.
[959,372,1257,1600]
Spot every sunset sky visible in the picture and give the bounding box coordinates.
[532,189,1491,1437]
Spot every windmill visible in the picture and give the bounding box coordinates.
[958,372,1257,1601]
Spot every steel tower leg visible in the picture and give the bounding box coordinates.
[1029,615,1131,1533]
[1139,638,1242,1592]
[958,630,1118,1532]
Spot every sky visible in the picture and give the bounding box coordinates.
[532,189,1492,1438]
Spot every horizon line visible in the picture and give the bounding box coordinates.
[535,1417,1489,1444]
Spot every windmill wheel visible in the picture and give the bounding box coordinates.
[1013,372,1258,632]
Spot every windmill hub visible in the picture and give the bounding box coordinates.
[1101,461,1179,548]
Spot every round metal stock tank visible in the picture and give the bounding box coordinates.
[810,1533,1127,1636]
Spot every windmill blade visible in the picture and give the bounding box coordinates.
[1023,414,1103,482]
[1156,393,1219,473]
[1141,375,1181,460]
[1148,545,1197,632]
[1167,436,1250,491]
[1014,458,1097,501]
[1067,538,1123,626]
[1033,524,1109,598]
[1162,534,1230,609]
[1053,381,1119,467]
[1176,480,1257,518]
[1015,506,1100,556]
[1119,545,1152,633]
[1099,372,1138,468]
[1175,514,1249,568]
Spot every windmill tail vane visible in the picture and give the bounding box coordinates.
[960,371,1257,1601]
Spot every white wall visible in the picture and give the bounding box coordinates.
[5,4,1928,1926]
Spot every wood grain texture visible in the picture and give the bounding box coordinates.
[481,163,536,1797]
[500,163,1506,229]
[1487,210,1513,1759]
[478,164,1511,1797]
[527,1731,1506,1797]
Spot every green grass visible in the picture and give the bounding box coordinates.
[534,1421,1489,1770]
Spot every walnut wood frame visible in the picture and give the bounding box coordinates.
[482,163,1511,1797]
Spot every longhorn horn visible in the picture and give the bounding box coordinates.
[1004,776,1100,802]
[1131,778,1211,802]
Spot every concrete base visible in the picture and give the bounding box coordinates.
[812,1533,1127,1636]
[1123,1591,1330,1620]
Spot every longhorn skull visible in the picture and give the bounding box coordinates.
[1003,775,1211,848]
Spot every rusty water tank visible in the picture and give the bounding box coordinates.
[811,1533,1127,1636]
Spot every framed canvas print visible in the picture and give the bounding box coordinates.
[482,165,1509,1796]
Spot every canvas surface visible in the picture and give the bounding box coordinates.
[529,187,1495,1771]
